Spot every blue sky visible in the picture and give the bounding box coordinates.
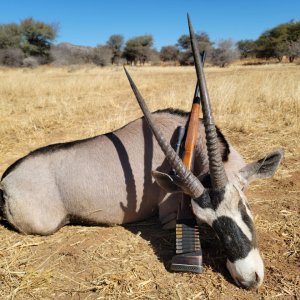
[1,1,299,49]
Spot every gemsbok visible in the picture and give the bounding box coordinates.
[0,16,283,290]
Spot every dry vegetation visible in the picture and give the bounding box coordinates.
[0,64,299,299]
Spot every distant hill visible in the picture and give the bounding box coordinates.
[51,43,94,65]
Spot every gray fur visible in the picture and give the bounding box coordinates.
[0,111,231,235]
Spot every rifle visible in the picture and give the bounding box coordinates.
[170,52,205,273]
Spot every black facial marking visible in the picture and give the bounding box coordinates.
[198,173,212,189]
[193,187,226,211]
[193,189,213,209]
[212,216,253,262]
[196,174,228,210]
[238,199,257,246]
[209,187,226,210]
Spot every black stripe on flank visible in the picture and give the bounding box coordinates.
[1,136,97,180]
[212,216,253,262]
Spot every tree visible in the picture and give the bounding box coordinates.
[0,48,24,67]
[237,40,256,58]
[0,23,21,49]
[160,45,179,62]
[0,18,58,66]
[123,35,153,65]
[0,23,23,67]
[177,32,213,65]
[287,38,300,62]
[149,49,160,65]
[255,21,300,62]
[106,34,124,65]
[255,25,288,61]
[287,21,300,62]
[287,20,300,40]
[93,45,113,66]
[20,18,57,58]
[177,32,211,51]
[210,39,239,67]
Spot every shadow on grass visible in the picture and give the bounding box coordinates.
[123,217,236,285]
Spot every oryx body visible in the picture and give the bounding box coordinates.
[0,110,234,235]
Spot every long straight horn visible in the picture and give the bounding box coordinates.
[187,15,228,189]
[124,67,205,199]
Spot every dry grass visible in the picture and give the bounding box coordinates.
[0,64,299,299]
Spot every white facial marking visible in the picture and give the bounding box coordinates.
[216,184,253,241]
[226,248,264,289]
[192,179,263,289]
[236,180,254,220]
[191,200,216,226]
[191,183,254,241]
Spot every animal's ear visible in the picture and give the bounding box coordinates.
[239,149,284,184]
[152,171,185,194]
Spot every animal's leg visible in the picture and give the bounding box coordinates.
[158,194,181,230]
[2,185,68,235]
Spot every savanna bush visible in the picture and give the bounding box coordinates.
[0,48,24,67]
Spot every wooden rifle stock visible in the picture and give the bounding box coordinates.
[176,96,200,222]
[171,53,205,273]
[182,98,200,170]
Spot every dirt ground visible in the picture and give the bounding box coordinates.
[0,65,299,299]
